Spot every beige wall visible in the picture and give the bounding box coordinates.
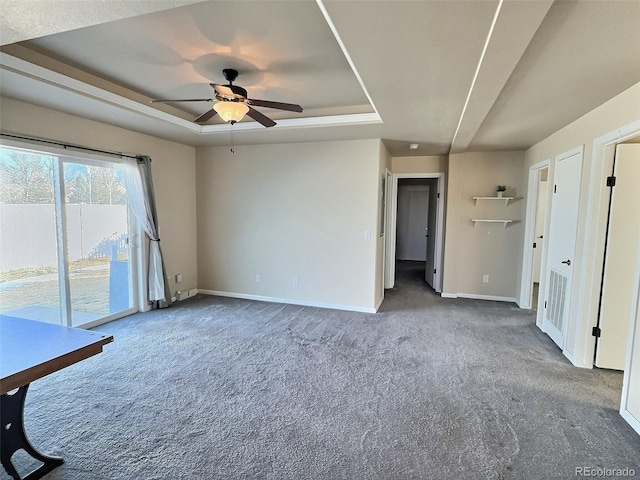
[524,81,640,367]
[196,139,383,312]
[392,155,447,174]
[0,97,198,300]
[443,151,525,299]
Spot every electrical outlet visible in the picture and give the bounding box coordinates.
[364,229,371,240]
[292,277,299,287]
[483,275,489,283]
[175,273,182,283]
[255,274,261,283]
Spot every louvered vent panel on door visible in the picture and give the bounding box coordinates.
[547,269,567,331]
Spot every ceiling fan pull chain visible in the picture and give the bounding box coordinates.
[230,123,235,154]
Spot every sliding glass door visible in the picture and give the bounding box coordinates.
[0,145,137,327]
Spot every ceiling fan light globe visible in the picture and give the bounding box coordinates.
[213,101,249,123]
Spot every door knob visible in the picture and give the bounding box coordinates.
[561,259,571,266]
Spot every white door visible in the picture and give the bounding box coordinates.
[541,150,583,349]
[425,180,438,288]
[596,144,640,370]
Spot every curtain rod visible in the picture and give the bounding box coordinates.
[0,131,144,160]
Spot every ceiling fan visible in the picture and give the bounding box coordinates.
[151,68,303,128]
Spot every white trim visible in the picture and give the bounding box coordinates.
[441,293,458,299]
[383,168,393,289]
[0,52,382,135]
[387,173,445,292]
[572,119,640,368]
[200,113,382,133]
[198,290,378,314]
[621,237,640,434]
[519,159,550,310]
[452,293,517,303]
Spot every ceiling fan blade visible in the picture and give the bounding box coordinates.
[211,83,248,101]
[246,107,276,128]
[151,98,213,103]
[247,99,303,113]
[194,109,218,124]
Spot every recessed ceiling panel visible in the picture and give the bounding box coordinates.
[12,1,372,121]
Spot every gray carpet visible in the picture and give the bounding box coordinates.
[5,261,640,479]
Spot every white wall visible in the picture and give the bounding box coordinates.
[0,97,198,299]
[196,139,383,312]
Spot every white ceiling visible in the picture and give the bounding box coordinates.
[1,0,639,156]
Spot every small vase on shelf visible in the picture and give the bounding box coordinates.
[496,185,506,198]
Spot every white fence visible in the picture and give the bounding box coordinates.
[0,204,128,271]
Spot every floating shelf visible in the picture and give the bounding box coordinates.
[471,219,513,228]
[472,196,514,206]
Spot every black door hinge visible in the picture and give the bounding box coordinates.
[437,193,440,198]
[533,242,537,248]
[433,269,437,274]
[592,326,601,338]
[544,300,547,309]
[606,176,616,187]
[554,185,557,193]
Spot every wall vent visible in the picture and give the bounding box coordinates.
[547,269,568,331]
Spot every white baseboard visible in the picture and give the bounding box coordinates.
[197,289,378,313]
[454,293,518,303]
[441,293,457,298]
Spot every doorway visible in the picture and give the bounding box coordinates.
[385,173,444,292]
[0,143,138,328]
[520,161,550,311]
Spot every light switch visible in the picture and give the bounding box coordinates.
[364,229,371,240]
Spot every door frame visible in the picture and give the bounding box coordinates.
[519,159,550,311]
[385,172,445,292]
[566,119,640,368]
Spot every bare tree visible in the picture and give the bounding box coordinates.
[88,166,125,205]
[0,151,54,203]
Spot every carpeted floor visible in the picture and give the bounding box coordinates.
[5,261,640,479]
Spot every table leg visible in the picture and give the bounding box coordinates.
[1,385,64,480]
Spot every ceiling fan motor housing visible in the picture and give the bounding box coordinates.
[222,68,239,83]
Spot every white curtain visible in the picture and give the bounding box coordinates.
[123,156,171,307]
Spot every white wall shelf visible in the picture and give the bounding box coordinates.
[471,219,513,228]
[472,196,514,206]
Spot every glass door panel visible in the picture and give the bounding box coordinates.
[0,148,62,324]
[63,161,133,327]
